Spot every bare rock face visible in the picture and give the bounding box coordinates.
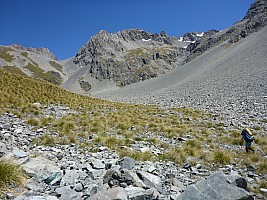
[73,29,185,86]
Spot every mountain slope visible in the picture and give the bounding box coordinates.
[93,25,267,128]
[0,44,66,85]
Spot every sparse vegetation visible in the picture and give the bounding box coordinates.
[49,61,63,72]
[21,52,28,57]
[25,63,62,85]
[0,47,14,62]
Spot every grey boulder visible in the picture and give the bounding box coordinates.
[118,156,135,170]
[176,171,254,200]
[90,187,127,200]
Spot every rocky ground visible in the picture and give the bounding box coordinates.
[0,103,266,200]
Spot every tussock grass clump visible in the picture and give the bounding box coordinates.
[119,149,155,161]
[0,159,26,191]
[40,116,54,127]
[27,118,41,126]
[183,139,202,156]
[33,134,56,146]
[258,160,267,174]
[93,135,133,150]
[213,149,232,165]
[160,147,187,165]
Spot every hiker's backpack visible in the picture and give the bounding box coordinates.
[242,128,254,142]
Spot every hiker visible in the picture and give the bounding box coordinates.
[241,128,255,153]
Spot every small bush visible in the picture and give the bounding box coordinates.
[0,159,26,190]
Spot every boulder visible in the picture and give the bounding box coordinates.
[124,187,152,200]
[14,195,58,200]
[90,187,127,200]
[176,171,254,200]
[118,156,135,170]
[12,148,28,158]
[90,158,105,169]
[60,170,80,186]
[55,186,82,200]
[137,171,162,193]
[22,156,62,185]
[226,171,248,190]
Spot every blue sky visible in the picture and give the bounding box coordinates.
[1,0,254,60]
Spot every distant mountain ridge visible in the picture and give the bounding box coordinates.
[73,29,187,86]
